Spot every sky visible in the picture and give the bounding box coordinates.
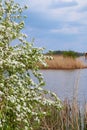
[15,0,87,52]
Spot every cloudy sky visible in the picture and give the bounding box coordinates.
[16,0,87,52]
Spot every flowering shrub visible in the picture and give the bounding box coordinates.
[0,0,62,129]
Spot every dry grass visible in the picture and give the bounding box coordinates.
[39,100,87,130]
[42,55,85,69]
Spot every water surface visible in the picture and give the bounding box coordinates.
[41,69,87,104]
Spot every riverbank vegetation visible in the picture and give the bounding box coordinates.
[40,55,85,69]
[38,100,87,130]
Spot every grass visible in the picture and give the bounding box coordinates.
[41,55,85,69]
[38,100,87,130]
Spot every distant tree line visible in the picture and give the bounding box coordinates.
[47,50,84,57]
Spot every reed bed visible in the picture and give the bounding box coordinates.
[42,55,85,69]
[39,100,87,130]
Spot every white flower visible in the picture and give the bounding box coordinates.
[7,95,16,103]
[0,120,2,127]
[16,105,21,112]
[0,91,4,95]
[25,126,29,130]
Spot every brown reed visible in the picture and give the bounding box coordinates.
[41,55,85,69]
[38,100,87,130]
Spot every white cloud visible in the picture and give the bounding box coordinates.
[53,24,87,35]
[25,0,87,24]
[15,0,87,21]
[50,26,79,34]
[15,0,87,33]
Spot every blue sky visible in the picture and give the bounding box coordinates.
[15,0,87,52]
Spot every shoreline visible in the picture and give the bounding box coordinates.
[40,67,87,70]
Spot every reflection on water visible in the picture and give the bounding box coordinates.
[41,69,87,103]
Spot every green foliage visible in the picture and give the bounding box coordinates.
[47,50,84,57]
[0,0,62,129]
[63,50,78,58]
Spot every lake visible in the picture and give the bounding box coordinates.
[41,69,87,104]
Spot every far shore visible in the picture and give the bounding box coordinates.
[40,55,87,70]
